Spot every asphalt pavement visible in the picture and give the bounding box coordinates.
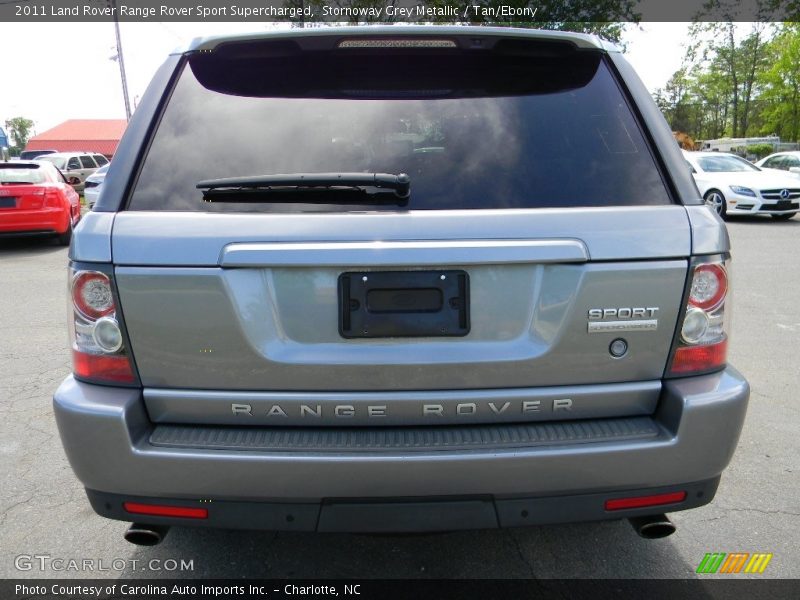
[0,215,798,579]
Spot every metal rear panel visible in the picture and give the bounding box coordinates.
[111,206,690,265]
[116,260,686,392]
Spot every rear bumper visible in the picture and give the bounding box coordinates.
[54,367,749,529]
[86,479,720,532]
[0,207,69,234]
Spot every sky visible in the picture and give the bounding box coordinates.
[0,21,694,138]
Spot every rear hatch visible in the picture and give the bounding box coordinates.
[0,163,50,210]
[0,183,46,210]
[110,32,691,424]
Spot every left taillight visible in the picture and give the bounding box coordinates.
[69,266,138,385]
[667,257,730,377]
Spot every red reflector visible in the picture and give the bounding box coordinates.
[605,491,687,511]
[670,339,728,374]
[73,350,135,383]
[124,502,208,519]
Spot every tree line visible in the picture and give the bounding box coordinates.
[3,117,35,156]
[655,22,800,144]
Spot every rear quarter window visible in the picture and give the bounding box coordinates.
[129,43,671,212]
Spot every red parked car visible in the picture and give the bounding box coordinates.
[0,161,81,245]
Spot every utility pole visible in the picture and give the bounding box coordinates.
[109,0,131,120]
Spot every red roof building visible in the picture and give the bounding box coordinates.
[25,119,127,157]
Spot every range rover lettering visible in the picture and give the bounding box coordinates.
[53,27,749,545]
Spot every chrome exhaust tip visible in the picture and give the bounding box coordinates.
[124,523,170,546]
[629,514,676,539]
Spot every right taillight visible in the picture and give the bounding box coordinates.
[668,258,730,376]
[69,266,137,385]
[44,188,64,208]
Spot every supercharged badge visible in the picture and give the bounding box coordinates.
[587,307,659,333]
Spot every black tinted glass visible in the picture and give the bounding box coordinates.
[129,47,670,212]
[20,151,45,160]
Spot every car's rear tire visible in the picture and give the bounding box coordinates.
[771,213,796,221]
[704,190,727,219]
[57,219,73,246]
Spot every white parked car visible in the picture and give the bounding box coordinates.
[754,151,800,177]
[684,151,799,220]
[83,163,109,209]
[37,152,109,192]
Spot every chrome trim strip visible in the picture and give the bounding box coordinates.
[219,239,590,267]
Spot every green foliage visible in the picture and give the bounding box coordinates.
[653,23,800,143]
[758,23,800,142]
[4,117,35,153]
[746,143,774,158]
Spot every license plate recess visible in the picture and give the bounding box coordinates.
[339,270,469,338]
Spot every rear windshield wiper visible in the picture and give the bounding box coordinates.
[196,172,410,205]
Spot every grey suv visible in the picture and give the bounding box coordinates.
[54,27,749,545]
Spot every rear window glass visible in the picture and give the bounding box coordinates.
[0,166,47,183]
[39,156,66,169]
[129,44,671,212]
[19,150,54,160]
[697,155,759,173]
